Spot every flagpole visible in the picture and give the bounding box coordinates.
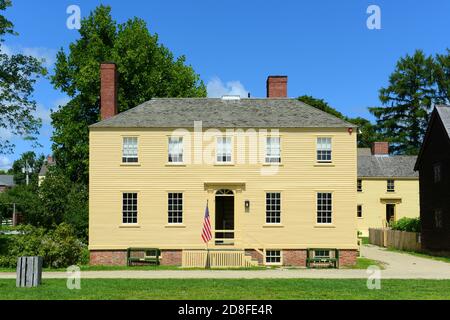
[205,200,210,269]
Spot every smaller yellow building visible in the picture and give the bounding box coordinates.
[357,144,419,236]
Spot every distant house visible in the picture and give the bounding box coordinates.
[38,155,55,186]
[0,175,14,193]
[357,142,419,236]
[415,105,450,252]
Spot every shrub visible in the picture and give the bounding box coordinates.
[390,217,421,233]
[0,223,86,268]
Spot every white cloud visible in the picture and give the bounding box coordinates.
[207,77,249,98]
[53,97,70,109]
[22,47,57,68]
[0,44,57,68]
[0,155,12,170]
[0,44,12,56]
[35,103,52,125]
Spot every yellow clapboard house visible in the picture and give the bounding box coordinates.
[89,63,359,267]
[357,143,419,237]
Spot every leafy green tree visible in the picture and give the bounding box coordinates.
[369,50,440,155]
[38,168,88,239]
[298,95,379,148]
[435,49,450,104]
[298,95,345,119]
[0,0,46,154]
[51,5,206,183]
[10,151,44,186]
[0,184,42,222]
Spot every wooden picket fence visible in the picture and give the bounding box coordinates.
[182,249,258,268]
[369,228,421,251]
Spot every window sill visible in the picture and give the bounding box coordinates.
[120,163,141,167]
[214,163,235,166]
[165,163,186,167]
[263,163,283,166]
[165,224,186,228]
[314,224,335,228]
[314,162,334,167]
[119,224,140,229]
[263,224,284,228]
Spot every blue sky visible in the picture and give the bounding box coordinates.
[1,0,449,169]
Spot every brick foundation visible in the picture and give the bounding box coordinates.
[90,250,127,266]
[339,249,358,267]
[160,250,182,266]
[245,249,264,264]
[283,249,307,267]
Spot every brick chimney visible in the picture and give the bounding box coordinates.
[267,76,287,98]
[47,155,54,164]
[100,63,118,120]
[372,142,389,156]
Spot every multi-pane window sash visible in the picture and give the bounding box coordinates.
[168,137,183,163]
[266,193,281,224]
[314,250,330,258]
[357,179,362,192]
[434,164,442,183]
[317,192,332,224]
[122,193,137,224]
[216,137,232,163]
[122,137,138,163]
[387,180,395,192]
[265,250,281,264]
[265,137,281,163]
[357,205,362,218]
[317,137,332,162]
[435,209,443,229]
[168,193,183,224]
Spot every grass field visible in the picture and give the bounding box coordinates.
[0,279,449,300]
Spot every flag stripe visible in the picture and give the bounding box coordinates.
[201,202,212,243]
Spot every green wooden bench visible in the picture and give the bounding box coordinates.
[127,248,161,266]
[306,248,339,269]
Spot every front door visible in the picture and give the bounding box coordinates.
[215,189,234,245]
[386,204,396,225]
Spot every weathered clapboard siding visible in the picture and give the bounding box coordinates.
[16,256,42,287]
[89,127,357,251]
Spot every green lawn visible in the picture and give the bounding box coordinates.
[0,279,449,300]
[386,248,450,264]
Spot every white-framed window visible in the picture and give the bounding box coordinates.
[314,250,330,259]
[122,137,138,163]
[168,193,183,224]
[317,192,332,224]
[168,137,183,163]
[357,205,363,218]
[216,136,232,163]
[387,179,395,192]
[266,192,281,224]
[357,179,362,192]
[265,250,281,264]
[265,137,281,163]
[317,137,332,162]
[435,209,443,229]
[434,164,442,183]
[122,193,137,224]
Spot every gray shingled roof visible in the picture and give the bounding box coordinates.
[0,175,14,187]
[358,155,418,178]
[90,98,357,129]
[436,105,450,138]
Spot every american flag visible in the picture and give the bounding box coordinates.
[201,202,212,243]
